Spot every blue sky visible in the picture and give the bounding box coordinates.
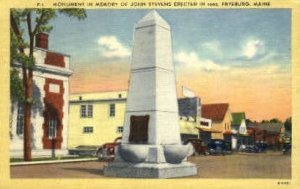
[48,9,291,69]
[43,9,291,120]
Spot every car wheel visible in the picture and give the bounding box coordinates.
[97,149,105,161]
[91,151,96,157]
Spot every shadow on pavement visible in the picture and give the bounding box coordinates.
[62,167,104,176]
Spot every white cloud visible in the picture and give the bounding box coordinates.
[174,51,285,76]
[242,39,266,59]
[98,36,130,58]
[202,40,222,55]
[174,51,228,71]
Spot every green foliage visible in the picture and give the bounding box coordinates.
[10,31,19,64]
[33,9,86,34]
[15,53,35,69]
[10,69,24,103]
[270,118,282,123]
[261,118,282,123]
[246,118,257,124]
[284,117,292,132]
[11,8,87,47]
[58,9,87,20]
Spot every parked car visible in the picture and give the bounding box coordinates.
[96,137,122,160]
[68,145,99,156]
[240,145,259,153]
[183,138,208,156]
[255,142,268,152]
[207,139,227,155]
[239,143,268,153]
[224,141,232,154]
[282,142,291,155]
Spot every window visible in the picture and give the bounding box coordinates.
[16,105,24,135]
[87,105,93,117]
[48,119,57,139]
[118,94,122,98]
[80,104,93,117]
[80,105,86,117]
[117,126,123,133]
[83,127,93,133]
[109,104,115,117]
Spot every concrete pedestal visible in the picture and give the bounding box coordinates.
[104,162,197,178]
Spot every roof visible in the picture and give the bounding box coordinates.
[70,91,127,102]
[248,122,284,133]
[231,112,246,125]
[136,10,170,29]
[201,103,229,122]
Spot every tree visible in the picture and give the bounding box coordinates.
[10,9,86,161]
[260,118,282,123]
[10,69,24,139]
[245,118,253,125]
[270,118,282,123]
[284,117,292,132]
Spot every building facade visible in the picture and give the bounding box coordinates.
[201,103,232,140]
[178,97,201,142]
[247,122,285,149]
[10,33,72,158]
[68,92,200,148]
[231,112,248,150]
[68,91,127,148]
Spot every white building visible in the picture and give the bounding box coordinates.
[10,33,72,158]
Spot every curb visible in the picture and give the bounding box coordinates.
[10,157,98,166]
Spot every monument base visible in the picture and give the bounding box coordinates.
[104,161,197,178]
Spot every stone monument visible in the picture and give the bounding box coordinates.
[104,10,197,178]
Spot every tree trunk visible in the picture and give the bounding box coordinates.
[23,69,33,161]
[23,12,34,161]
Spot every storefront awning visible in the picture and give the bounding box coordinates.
[223,130,234,135]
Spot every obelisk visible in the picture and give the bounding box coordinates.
[104,10,197,178]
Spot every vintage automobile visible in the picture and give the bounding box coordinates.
[183,138,208,155]
[239,142,268,153]
[255,142,268,152]
[207,139,229,155]
[96,137,122,160]
[68,145,99,156]
[282,142,291,155]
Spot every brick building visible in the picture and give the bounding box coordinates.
[10,33,72,158]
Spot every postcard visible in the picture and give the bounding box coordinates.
[0,0,299,188]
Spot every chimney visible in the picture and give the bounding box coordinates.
[35,33,48,49]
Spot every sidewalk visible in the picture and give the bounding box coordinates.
[10,157,98,166]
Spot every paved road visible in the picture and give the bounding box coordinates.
[11,151,291,179]
[190,151,291,178]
